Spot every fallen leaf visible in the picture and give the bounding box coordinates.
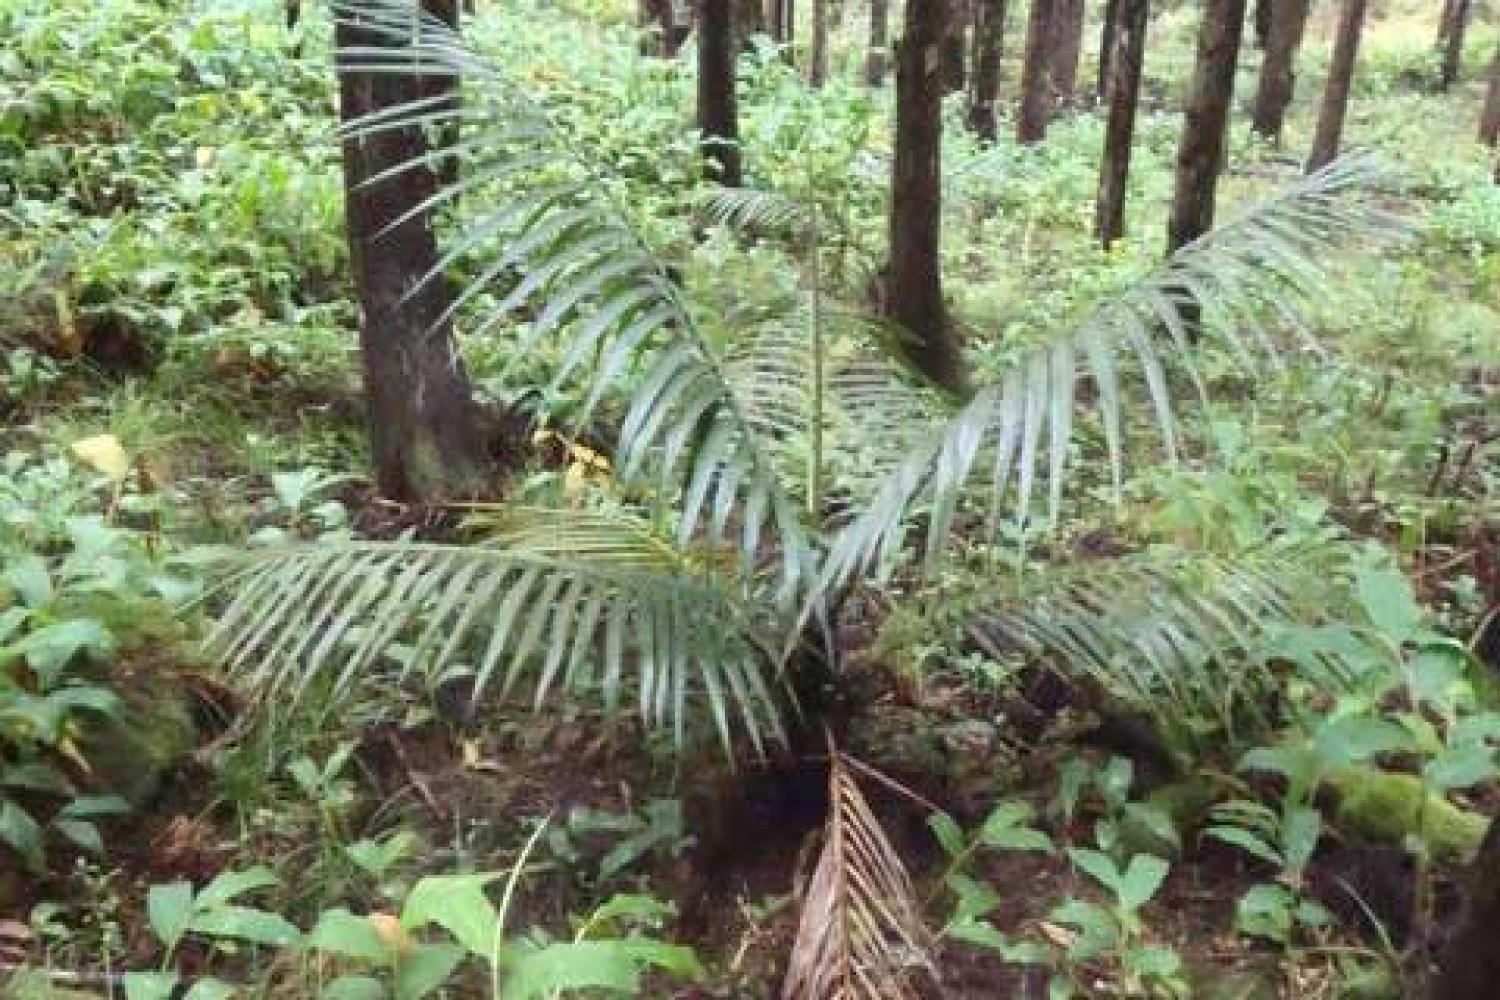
[69,434,131,482]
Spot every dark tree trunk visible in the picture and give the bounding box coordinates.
[699,0,744,184]
[1250,0,1309,142]
[699,0,741,183]
[967,0,1007,139]
[1252,0,1271,49]
[1306,0,1367,172]
[335,5,490,503]
[770,0,795,50]
[1432,818,1500,1000]
[888,0,969,395]
[1481,45,1500,146]
[1047,0,1085,110]
[1097,0,1120,99]
[1440,0,1471,90]
[867,0,891,83]
[641,0,669,55]
[943,1,970,92]
[1167,0,1247,252]
[1017,0,1056,142]
[736,0,766,47]
[1438,0,1459,47]
[1096,0,1148,248]
[810,0,830,84]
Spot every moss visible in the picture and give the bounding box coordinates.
[1326,766,1488,865]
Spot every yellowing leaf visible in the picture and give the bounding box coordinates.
[368,912,412,955]
[69,434,131,482]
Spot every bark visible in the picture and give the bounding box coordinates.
[1250,0,1309,142]
[335,5,490,503]
[1097,0,1120,99]
[769,0,795,48]
[1438,0,1459,47]
[888,0,969,395]
[1431,818,1500,1000]
[1440,0,1471,90]
[1047,0,1085,109]
[736,0,766,47]
[1096,0,1148,248]
[1166,0,1247,252]
[1252,0,1271,49]
[1481,45,1500,146]
[943,1,970,92]
[867,0,891,84]
[699,0,744,184]
[1017,0,1056,142]
[967,0,1007,139]
[1306,0,1367,172]
[810,0,830,84]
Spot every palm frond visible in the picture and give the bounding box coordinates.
[782,748,937,1000]
[700,186,815,236]
[967,549,1376,755]
[813,153,1408,601]
[330,0,815,603]
[202,509,786,754]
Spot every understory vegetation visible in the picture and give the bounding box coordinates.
[1,0,1498,996]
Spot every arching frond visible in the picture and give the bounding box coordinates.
[202,509,786,754]
[968,549,1373,755]
[329,0,814,602]
[700,186,814,236]
[813,154,1408,601]
[782,749,936,1000]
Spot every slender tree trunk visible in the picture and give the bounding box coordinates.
[967,0,1007,139]
[943,1,970,92]
[1432,819,1500,1000]
[1250,0,1309,142]
[1481,45,1500,146]
[810,0,830,84]
[736,0,766,47]
[1097,0,1120,99]
[1253,0,1272,49]
[1047,0,1085,110]
[699,0,743,184]
[1018,0,1056,142]
[1306,0,1367,172]
[1167,0,1247,252]
[1440,0,1471,90]
[868,0,891,83]
[889,0,969,395]
[335,4,489,503]
[1096,0,1148,247]
[770,0,796,52]
[1438,0,1458,47]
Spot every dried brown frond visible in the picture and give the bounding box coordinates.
[781,744,938,1000]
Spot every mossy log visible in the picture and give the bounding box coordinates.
[1325,767,1488,866]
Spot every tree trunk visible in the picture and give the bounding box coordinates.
[888,0,969,395]
[1252,0,1271,49]
[943,1,970,92]
[1437,0,1458,47]
[967,0,1007,139]
[1096,0,1148,248]
[1432,818,1500,1000]
[1017,0,1056,142]
[770,0,795,50]
[699,0,743,184]
[1097,0,1120,99]
[335,4,490,503]
[1166,0,1247,252]
[1481,45,1500,146]
[1440,0,1471,90]
[867,0,891,83]
[736,0,766,47]
[1250,0,1309,142]
[810,0,830,84]
[1047,0,1085,110]
[1306,0,1367,172]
